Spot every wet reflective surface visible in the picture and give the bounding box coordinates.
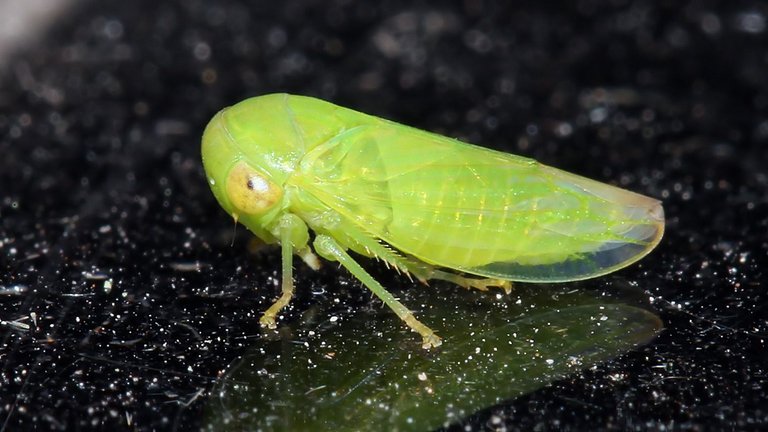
[204,286,660,431]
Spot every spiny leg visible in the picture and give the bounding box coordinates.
[313,234,441,349]
[336,223,512,294]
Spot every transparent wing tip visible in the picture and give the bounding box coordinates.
[594,199,665,270]
[569,173,666,273]
[554,198,665,281]
[471,197,665,283]
[648,200,665,223]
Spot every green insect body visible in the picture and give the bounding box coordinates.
[201,93,664,349]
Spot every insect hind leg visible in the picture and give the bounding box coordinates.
[335,222,513,294]
[313,234,441,349]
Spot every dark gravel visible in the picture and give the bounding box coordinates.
[1,1,767,430]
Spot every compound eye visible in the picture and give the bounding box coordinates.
[225,162,283,216]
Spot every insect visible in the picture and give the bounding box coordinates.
[201,93,664,349]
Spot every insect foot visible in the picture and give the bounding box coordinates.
[464,278,513,294]
[403,313,442,349]
[432,271,514,294]
[259,314,278,329]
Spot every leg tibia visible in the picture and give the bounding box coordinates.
[259,213,310,329]
[259,230,296,329]
[325,221,512,294]
[313,235,441,349]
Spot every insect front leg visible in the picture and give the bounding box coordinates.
[312,234,442,349]
[259,213,311,329]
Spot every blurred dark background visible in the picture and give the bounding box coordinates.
[1,0,767,430]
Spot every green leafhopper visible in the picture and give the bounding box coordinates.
[201,93,664,349]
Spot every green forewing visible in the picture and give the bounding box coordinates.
[293,116,664,282]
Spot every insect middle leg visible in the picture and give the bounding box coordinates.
[313,234,442,349]
[410,266,513,294]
